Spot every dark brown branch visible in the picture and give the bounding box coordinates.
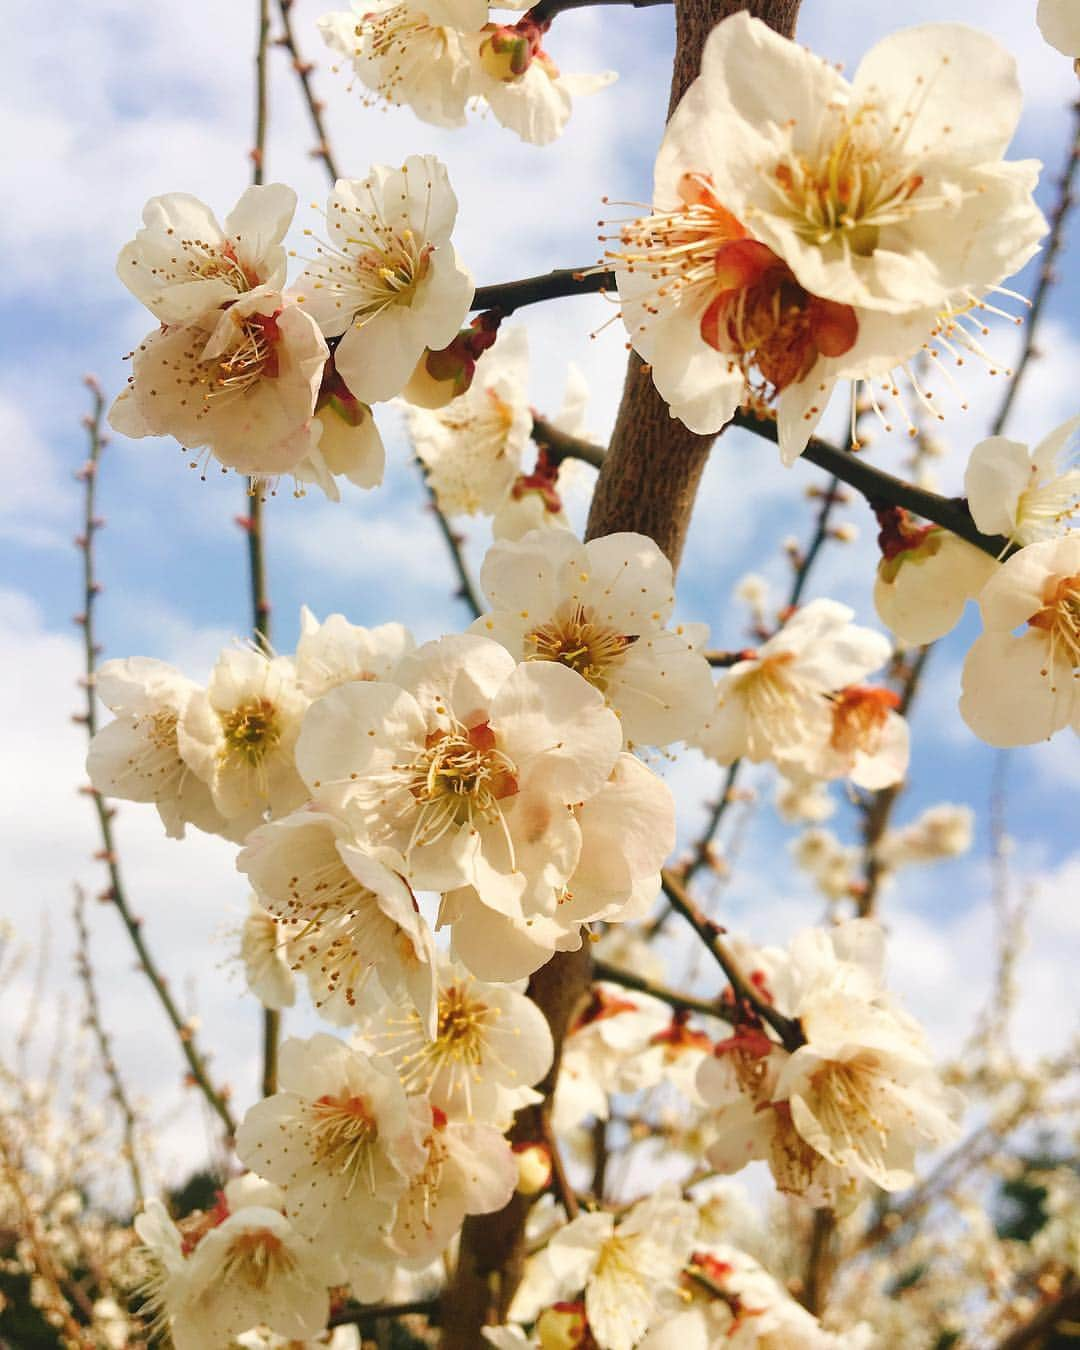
[660,870,804,1052]
[473,267,615,317]
[592,957,728,1018]
[527,0,671,22]
[994,1277,1080,1350]
[423,478,483,618]
[76,381,237,1138]
[328,1297,440,1330]
[531,414,606,469]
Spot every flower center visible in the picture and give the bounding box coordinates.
[210,310,282,404]
[828,685,900,757]
[220,1228,296,1292]
[768,102,927,256]
[219,696,282,768]
[310,1093,380,1195]
[402,721,519,848]
[1014,469,1080,544]
[375,979,500,1105]
[1029,573,1080,678]
[526,602,637,689]
[807,1055,888,1148]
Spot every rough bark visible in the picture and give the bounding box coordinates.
[439,0,802,1343]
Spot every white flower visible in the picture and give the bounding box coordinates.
[296,158,474,405]
[294,604,414,699]
[117,184,296,325]
[473,528,714,747]
[1038,0,1080,57]
[389,1107,518,1263]
[86,656,229,840]
[295,632,623,916]
[174,1207,329,1350]
[800,684,909,790]
[610,14,1044,458]
[874,524,999,645]
[775,777,835,824]
[694,600,891,777]
[357,958,554,1127]
[876,802,974,868]
[241,896,297,1011]
[237,809,436,1033]
[133,1199,191,1338]
[469,29,616,145]
[509,1188,698,1350]
[293,389,387,501]
[405,325,533,516]
[676,16,1043,314]
[445,753,674,982]
[178,647,309,826]
[235,1033,427,1250]
[959,534,1080,745]
[110,289,328,479]
[319,3,474,128]
[965,416,1080,546]
[791,827,860,902]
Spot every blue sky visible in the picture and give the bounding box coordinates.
[1,0,1077,1187]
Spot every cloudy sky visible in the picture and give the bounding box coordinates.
[2,0,1078,1197]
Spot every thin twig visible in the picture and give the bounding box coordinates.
[328,1297,440,1330]
[473,267,615,315]
[274,0,342,180]
[660,870,803,1052]
[592,957,727,1019]
[75,380,236,1138]
[249,0,281,1100]
[994,1276,1080,1350]
[989,99,1080,439]
[72,887,145,1209]
[423,476,484,618]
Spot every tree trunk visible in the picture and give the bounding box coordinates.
[439,0,803,1342]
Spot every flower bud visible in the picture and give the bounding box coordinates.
[512,1140,552,1195]
[478,23,535,80]
[536,1301,589,1349]
[400,312,502,410]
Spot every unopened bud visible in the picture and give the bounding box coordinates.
[478,23,534,81]
[536,1301,588,1349]
[401,313,502,410]
[512,1140,552,1195]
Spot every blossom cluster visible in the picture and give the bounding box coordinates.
[319,0,615,144]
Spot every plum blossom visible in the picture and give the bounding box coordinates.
[610,14,1044,459]
[965,416,1080,547]
[1038,0,1080,59]
[508,1188,698,1350]
[235,1034,428,1251]
[693,599,894,780]
[959,533,1080,745]
[86,656,230,840]
[178,646,309,827]
[444,752,675,982]
[468,25,616,145]
[240,896,298,1011]
[873,520,999,645]
[117,184,296,325]
[110,288,328,479]
[237,810,437,1032]
[294,632,623,916]
[405,325,533,516]
[319,3,474,128]
[473,528,714,747]
[293,376,387,500]
[296,158,474,405]
[388,1107,518,1263]
[698,922,962,1202]
[356,958,554,1127]
[294,605,414,699]
[876,802,974,869]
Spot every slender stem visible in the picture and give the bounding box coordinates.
[274,0,342,181]
[989,100,1080,439]
[660,870,804,1052]
[248,0,281,1100]
[801,1208,836,1315]
[72,887,145,1209]
[76,382,237,1139]
[423,473,483,618]
[592,957,727,1018]
[328,1298,440,1330]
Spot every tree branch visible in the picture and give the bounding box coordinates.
[274,0,342,181]
[472,267,615,317]
[75,380,237,1139]
[526,0,671,23]
[592,957,729,1019]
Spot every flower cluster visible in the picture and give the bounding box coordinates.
[110,158,474,492]
[609,14,1045,462]
[319,1,615,144]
